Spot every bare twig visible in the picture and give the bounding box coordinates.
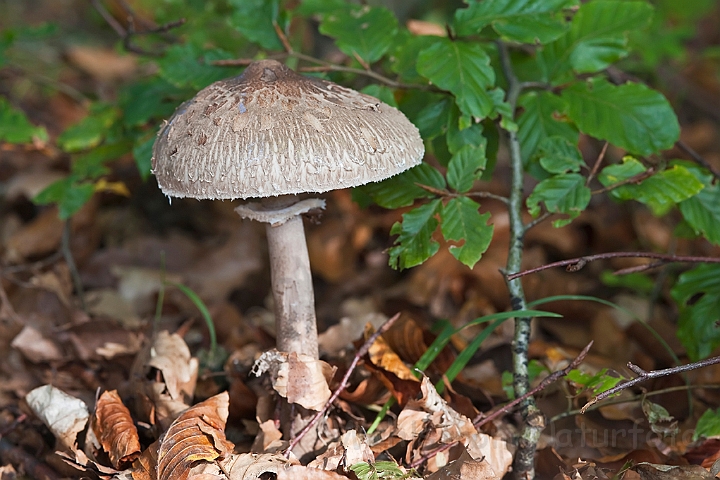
[507,251,720,280]
[676,140,720,182]
[409,342,592,469]
[415,183,509,204]
[475,341,593,428]
[591,168,655,195]
[91,0,184,57]
[524,211,554,232]
[284,312,401,456]
[582,355,720,413]
[586,142,609,186]
[61,222,86,312]
[213,52,441,92]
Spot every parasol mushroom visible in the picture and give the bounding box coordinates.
[152,59,424,361]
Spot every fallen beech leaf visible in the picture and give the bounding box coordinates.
[633,462,714,479]
[307,430,373,471]
[92,390,141,469]
[131,441,158,480]
[222,452,292,479]
[426,447,497,480]
[250,420,283,453]
[252,350,332,411]
[277,465,349,480]
[25,384,89,450]
[396,377,512,477]
[365,323,417,381]
[144,330,199,403]
[157,392,235,480]
[11,325,64,363]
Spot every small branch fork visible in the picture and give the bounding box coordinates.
[582,354,720,413]
[507,251,720,281]
[91,0,185,56]
[408,342,592,469]
[284,312,401,456]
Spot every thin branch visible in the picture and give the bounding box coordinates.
[212,51,442,92]
[676,140,720,182]
[549,384,720,423]
[415,183,510,205]
[284,312,401,456]
[507,251,720,280]
[582,355,720,413]
[409,342,592,470]
[475,341,593,428]
[585,142,609,186]
[524,211,554,233]
[591,168,655,195]
[62,222,86,312]
[92,0,184,57]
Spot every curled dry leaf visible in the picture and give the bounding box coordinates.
[92,390,141,470]
[252,350,332,411]
[146,331,199,403]
[221,453,292,480]
[11,325,64,363]
[396,377,512,476]
[157,392,235,480]
[426,447,497,480]
[277,465,349,480]
[25,384,89,450]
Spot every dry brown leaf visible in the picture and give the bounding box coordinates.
[3,207,63,263]
[65,45,138,82]
[140,330,199,403]
[277,465,349,480]
[222,452,293,479]
[11,325,64,363]
[92,390,141,469]
[25,384,89,450]
[157,392,235,480]
[250,420,283,453]
[426,447,498,480]
[366,323,417,382]
[131,441,159,480]
[396,377,512,476]
[632,462,714,480]
[252,350,332,411]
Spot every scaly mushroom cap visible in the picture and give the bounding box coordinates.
[152,60,424,199]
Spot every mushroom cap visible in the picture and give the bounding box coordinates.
[152,60,425,200]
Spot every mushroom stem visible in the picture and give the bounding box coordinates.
[235,196,323,360]
[265,213,319,359]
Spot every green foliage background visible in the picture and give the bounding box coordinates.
[2,1,720,372]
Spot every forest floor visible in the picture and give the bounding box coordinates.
[2,1,720,479]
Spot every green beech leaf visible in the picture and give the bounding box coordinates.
[417,39,495,119]
[447,144,487,193]
[601,164,704,215]
[671,264,720,361]
[121,78,181,127]
[539,0,654,82]
[158,45,234,90]
[390,33,438,84]
[598,157,647,185]
[319,5,398,63]
[133,135,155,180]
[454,0,577,44]
[229,0,283,50]
[446,103,486,154]
[694,408,720,441]
[0,97,48,144]
[517,91,577,163]
[360,85,397,108]
[389,199,442,270]
[72,140,132,179]
[58,104,119,152]
[562,78,680,156]
[34,178,96,220]
[441,197,493,268]
[358,164,446,209]
[527,173,591,227]
[538,136,584,174]
[679,165,720,246]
